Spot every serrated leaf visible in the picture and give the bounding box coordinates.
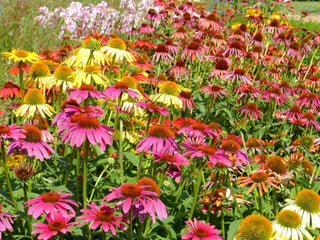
[227,219,242,240]
[124,152,140,167]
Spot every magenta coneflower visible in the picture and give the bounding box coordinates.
[165,39,180,55]
[66,84,105,104]
[0,82,21,99]
[153,151,189,170]
[226,68,252,85]
[287,41,301,59]
[302,112,320,131]
[220,139,251,166]
[294,92,320,109]
[201,83,229,100]
[136,125,179,154]
[0,204,18,239]
[139,23,154,34]
[32,211,78,240]
[7,125,54,161]
[181,42,205,62]
[208,58,230,80]
[78,202,127,235]
[239,102,263,120]
[61,115,114,152]
[0,124,25,146]
[234,84,261,101]
[25,190,78,218]
[134,101,170,116]
[150,44,174,63]
[166,59,190,79]
[182,218,222,240]
[221,40,246,58]
[27,116,55,143]
[103,82,139,101]
[178,88,197,112]
[102,183,158,219]
[262,87,287,106]
[281,105,302,119]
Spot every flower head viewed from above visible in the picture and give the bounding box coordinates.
[182,218,222,240]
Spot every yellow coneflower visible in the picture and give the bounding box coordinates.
[44,65,74,91]
[25,61,51,88]
[115,118,140,143]
[2,49,41,63]
[6,155,25,170]
[235,214,273,240]
[273,209,313,240]
[150,81,183,109]
[102,38,135,63]
[72,65,110,89]
[15,89,54,118]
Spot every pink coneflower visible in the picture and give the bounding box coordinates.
[228,29,245,42]
[262,87,287,106]
[0,124,25,146]
[166,59,190,79]
[234,84,261,101]
[146,8,160,21]
[0,204,18,239]
[265,67,281,80]
[221,40,246,58]
[132,57,154,71]
[171,26,189,40]
[249,31,266,49]
[208,58,230,80]
[25,190,78,218]
[281,104,302,119]
[246,138,265,155]
[226,68,252,85]
[0,82,21,99]
[181,42,205,62]
[294,92,320,109]
[139,23,154,35]
[264,19,282,35]
[276,80,293,96]
[239,102,263,120]
[287,41,301,59]
[182,218,222,240]
[28,116,55,143]
[178,88,197,112]
[78,202,127,235]
[306,75,320,89]
[165,39,180,55]
[103,82,139,101]
[302,112,320,131]
[153,151,189,170]
[200,12,221,31]
[61,115,114,152]
[102,183,158,220]
[220,139,251,166]
[150,44,174,63]
[179,122,218,139]
[201,83,229,100]
[250,46,268,65]
[134,101,169,115]
[66,84,105,104]
[292,83,311,95]
[7,125,54,161]
[274,32,290,46]
[136,125,179,154]
[32,211,78,240]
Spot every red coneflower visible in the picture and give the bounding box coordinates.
[302,112,320,131]
[165,39,180,55]
[132,38,156,53]
[306,75,320,89]
[294,92,320,109]
[0,82,21,99]
[132,57,154,71]
[281,104,302,119]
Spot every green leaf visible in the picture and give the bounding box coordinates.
[227,219,242,240]
[124,152,140,167]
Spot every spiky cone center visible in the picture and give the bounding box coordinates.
[246,138,263,148]
[270,68,278,74]
[267,87,281,95]
[0,126,10,134]
[157,74,166,81]
[136,57,147,64]
[70,114,86,124]
[23,126,42,142]
[108,38,126,50]
[269,19,280,27]
[307,93,317,99]
[198,145,218,155]
[302,159,314,175]
[30,61,50,78]
[215,59,229,70]
[236,215,273,240]
[175,59,186,67]
[159,81,181,96]
[54,65,73,81]
[246,103,258,110]
[187,42,199,51]
[42,192,61,203]
[206,12,218,21]
[295,189,320,213]
[136,177,160,197]
[280,81,290,88]
[161,154,177,163]
[61,99,79,110]
[221,140,240,152]
[15,164,34,180]
[48,220,65,231]
[97,209,114,222]
[289,104,301,113]
[233,29,243,36]
[194,227,208,238]
[120,76,137,89]
[183,12,191,20]
[77,116,100,129]
[4,82,18,88]
[14,50,29,58]
[302,112,314,120]
[34,116,49,130]
[289,41,301,51]
[83,65,100,74]
[142,37,151,42]
[146,103,160,111]
[239,23,247,32]
[276,209,302,228]
[265,156,287,175]
[148,125,175,139]
[156,44,169,53]
[253,32,263,42]
[230,41,244,50]
[114,82,129,90]
[24,89,46,105]
[288,153,304,168]
[252,46,262,53]
[309,75,320,81]
[176,26,186,33]
[234,68,245,75]
[79,84,95,91]
[208,122,220,130]
[300,136,313,148]
[250,171,268,183]
[83,38,101,51]
[121,184,141,198]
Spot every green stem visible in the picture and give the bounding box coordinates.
[128,207,133,240]
[226,174,243,219]
[108,55,116,77]
[19,61,24,100]
[119,119,124,184]
[144,112,153,137]
[206,172,220,222]
[1,141,17,210]
[63,147,76,185]
[189,167,203,219]
[56,86,64,112]
[293,171,298,195]
[83,138,90,208]
[143,216,151,237]
[204,95,215,123]
[272,190,278,216]
[221,205,225,240]
[23,182,33,238]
